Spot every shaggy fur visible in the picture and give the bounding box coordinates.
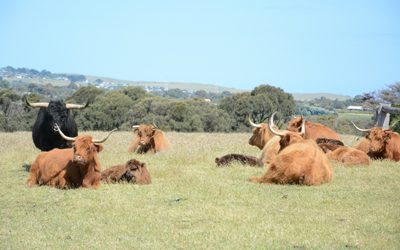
[250,132,332,186]
[248,123,281,164]
[101,159,151,185]
[128,124,170,154]
[286,116,340,141]
[215,154,263,167]
[27,135,103,189]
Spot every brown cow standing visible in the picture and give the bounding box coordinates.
[27,125,116,189]
[250,112,332,185]
[101,159,151,185]
[286,116,341,141]
[248,117,281,164]
[352,122,400,161]
[128,124,170,154]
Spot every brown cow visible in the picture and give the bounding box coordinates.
[286,116,341,141]
[101,159,151,185]
[352,122,400,161]
[248,117,281,164]
[128,124,170,154]
[27,125,116,189]
[249,112,332,185]
[317,142,370,166]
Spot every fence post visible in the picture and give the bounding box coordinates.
[376,104,391,129]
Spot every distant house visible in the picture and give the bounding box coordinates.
[347,106,364,111]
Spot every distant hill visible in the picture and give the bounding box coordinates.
[1,66,352,100]
[291,92,352,101]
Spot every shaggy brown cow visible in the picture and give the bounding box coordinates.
[215,154,263,167]
[326,147,370,166]
[286,116,341,141]
[352,122,400,161]
[27,125,116,189]
[317,142,370,166]
[248,117,281,164]
[250,112,332,185]
[101,159,151,185]
[128,124,170,154]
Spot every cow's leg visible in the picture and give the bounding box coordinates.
[27,161,40,187]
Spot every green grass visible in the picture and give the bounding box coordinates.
[0,132,399,249]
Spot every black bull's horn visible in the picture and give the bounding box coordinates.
[25,98,88,109]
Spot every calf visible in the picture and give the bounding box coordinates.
[101,159,151,185]
[27,125,116,189]
[317,143,370,167]
[250,112,332,185]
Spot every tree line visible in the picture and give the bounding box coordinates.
[1,76,398,134]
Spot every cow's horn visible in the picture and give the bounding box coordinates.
[351,121,371,132]
[248,116,262,128]
[66,102,89,109]
[268,112,286,136]
[132,125,140,129]
[54,124,76,141]
[92,128,118,144]
[25,98,49,108]
[300,119,306,136]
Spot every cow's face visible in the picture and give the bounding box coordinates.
[286,116,303,133]
[125,159,147,183]
[134,125,156,146]
[72,135,103,165]
[47,100,69,129]
[248,124,273,149]
[366,128,391,154]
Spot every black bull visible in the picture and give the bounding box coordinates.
[26,98,88,151]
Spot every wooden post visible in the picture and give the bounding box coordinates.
[375,104,400,129]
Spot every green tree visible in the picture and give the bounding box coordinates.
[67,85,105,104]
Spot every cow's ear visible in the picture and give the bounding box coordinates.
[95,144,103,152]
[133,128,139,134]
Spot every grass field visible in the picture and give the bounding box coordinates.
[0,131,399,249]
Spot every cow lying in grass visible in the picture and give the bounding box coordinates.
[128,124,170,154]
[27,125,116,189]
[249,112,332,185]
[317,139,370,166]
[101,159,151,185]
[352,122,400,161]
[286,115,341,141]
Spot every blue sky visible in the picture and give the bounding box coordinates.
[0,0,399,96]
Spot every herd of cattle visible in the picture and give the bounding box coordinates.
[24,98,399,189]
